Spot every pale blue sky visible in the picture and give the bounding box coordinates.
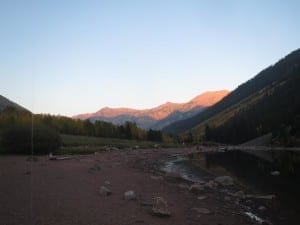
[0,0,299,116]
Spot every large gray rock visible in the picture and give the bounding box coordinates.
[124,190,137,200]
[214,176,234,186]
[152,197,171,217]
[99,186,112,196]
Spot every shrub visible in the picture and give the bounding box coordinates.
[1,122,61,154]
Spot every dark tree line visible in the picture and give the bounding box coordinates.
[34,114,162,141]
[0,108,61,154]
[0,107,165,154]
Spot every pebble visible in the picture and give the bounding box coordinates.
[197,196,207,200]
[99,186,112,196]
[124,190,137,200]
[259,206,267,211]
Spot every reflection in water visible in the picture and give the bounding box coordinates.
[201,151,300,202]
[191,150,300,223]
[162,150,300,224]
[161,157,211,183]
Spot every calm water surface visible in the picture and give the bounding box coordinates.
[162,150,300,224]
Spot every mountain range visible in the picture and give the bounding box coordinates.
[73,90,229,130]
[1,48,299,146]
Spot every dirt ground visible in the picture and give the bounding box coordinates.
[0,148,271,225]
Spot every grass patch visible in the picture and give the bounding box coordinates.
[57,134,167,155]
[0,133,179,155]
[61,134,156,148]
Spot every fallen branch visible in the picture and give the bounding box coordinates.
[49,153,73,160]
[245,194,276,200]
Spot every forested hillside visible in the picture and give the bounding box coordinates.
[0,95,26,111]
[202,61,300,145]
[163,49,300,146]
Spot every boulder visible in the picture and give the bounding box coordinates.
[124,190,137,200]
[259,206,267,211]
[232,191,246,199]
[111,147,119,151]
[152,197,171,217]
[270,171,280,176]
[189,184,205,192]
[214,176,234,186]
[205,180,218,189]
[244,212,264,224]
[197,196,207,200]
[99,186,112,196]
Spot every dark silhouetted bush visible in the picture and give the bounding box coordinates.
[1,122,61,154]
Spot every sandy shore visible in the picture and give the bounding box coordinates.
[0,148,278,225]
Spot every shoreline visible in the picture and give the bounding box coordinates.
[0,148,295,225]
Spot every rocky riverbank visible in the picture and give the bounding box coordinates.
[0,148,291,225]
